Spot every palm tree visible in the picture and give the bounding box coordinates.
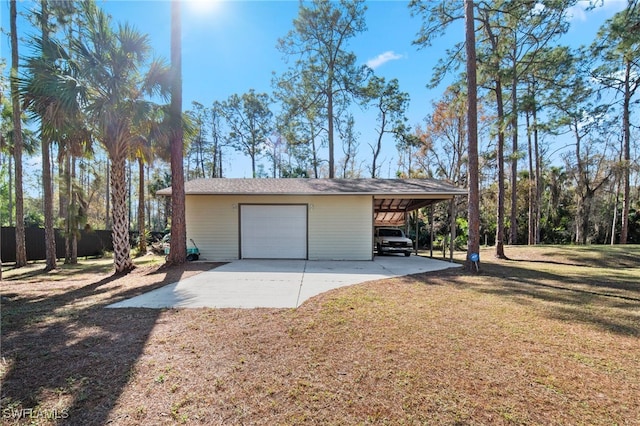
[67,0,169,273]
[129,104,168,255]
[130,136,151,255]
[22,0,88,270]
[60,129,92,265]
[130,98,194,256]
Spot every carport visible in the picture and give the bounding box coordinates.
[374,193,461,260]
[157,178,467,262]
[372,183,467,260]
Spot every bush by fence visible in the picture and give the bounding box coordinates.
[0,227,114,263]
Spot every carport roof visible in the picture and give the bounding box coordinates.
[158,178,467,226]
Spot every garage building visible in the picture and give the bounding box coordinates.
[157,178,467,261]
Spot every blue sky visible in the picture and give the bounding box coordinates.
[1,0,629,179]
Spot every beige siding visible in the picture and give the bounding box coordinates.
[185,194,373,261]
[308,195,373,260]
[185,195,239,260]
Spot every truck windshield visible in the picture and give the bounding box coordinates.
[379,229,403,237]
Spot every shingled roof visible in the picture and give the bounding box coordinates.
[156,178,466,196]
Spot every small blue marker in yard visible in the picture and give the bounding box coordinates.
[470,253,479,271]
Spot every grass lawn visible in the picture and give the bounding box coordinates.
[1,246,638,425]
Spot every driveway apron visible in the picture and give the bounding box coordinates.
[107,256,459,309]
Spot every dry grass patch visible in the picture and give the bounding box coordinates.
[1,246,639,425]
[1,256,224,425]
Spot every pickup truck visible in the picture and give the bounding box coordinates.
[375,228,413,257]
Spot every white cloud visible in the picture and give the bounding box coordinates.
[567,0,627,22]
[366,51,404,70]
[531,3,546,15]
[567,2,588,21]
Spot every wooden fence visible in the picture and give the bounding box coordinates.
[0,227,113,263]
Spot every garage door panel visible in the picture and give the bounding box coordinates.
[240,205,307,259]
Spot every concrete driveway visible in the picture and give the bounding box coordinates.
[108,255,459,309]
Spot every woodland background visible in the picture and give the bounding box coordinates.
[1,0,638,268]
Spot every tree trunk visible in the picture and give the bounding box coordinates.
[465,0,480,272]
[611,179,620,245]
[198,130,206,178]
[620,61,631,244]
[272,144,278,178]
[59,154,67,220]
[328,76,335,179]
[575,196,582,244]
[105,158,111,229]
[64,152,72,264]
[211,142,218,178]
[42,138,57,271]
[219,149,223,178]
[163,196,171,231]
[407,143,413,178]
[168,0,186,265]
[481,11,507,259]
[110,153,134,273]
[8,154,13,226]
[128,159,132,231]
[450,199,456,261]
[495,79,507,259]
[533,105,541,244]
[572,120,601,246]
[579,192,593,245]
[250,151,256,178]
[0,225,2,280]
[510,61,518,245]
[371,120,384,178]
[526,110,535,245]
[71,156,77,264]
[137,156,146,254]
[10,0,27,267]
[311,122,319,179]
[146,163,151,235]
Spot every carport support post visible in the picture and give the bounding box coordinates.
[414,210,419,255]
[450,197,456,263]
[429,206,434,258]
[404,210,408,236]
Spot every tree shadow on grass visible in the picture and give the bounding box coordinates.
[403,260,639,338]
[460,262,640,338]
[0,262,219,425]
[2,261,115,282]
[508,247,640,269]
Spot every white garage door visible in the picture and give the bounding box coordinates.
[240,205,307,259]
